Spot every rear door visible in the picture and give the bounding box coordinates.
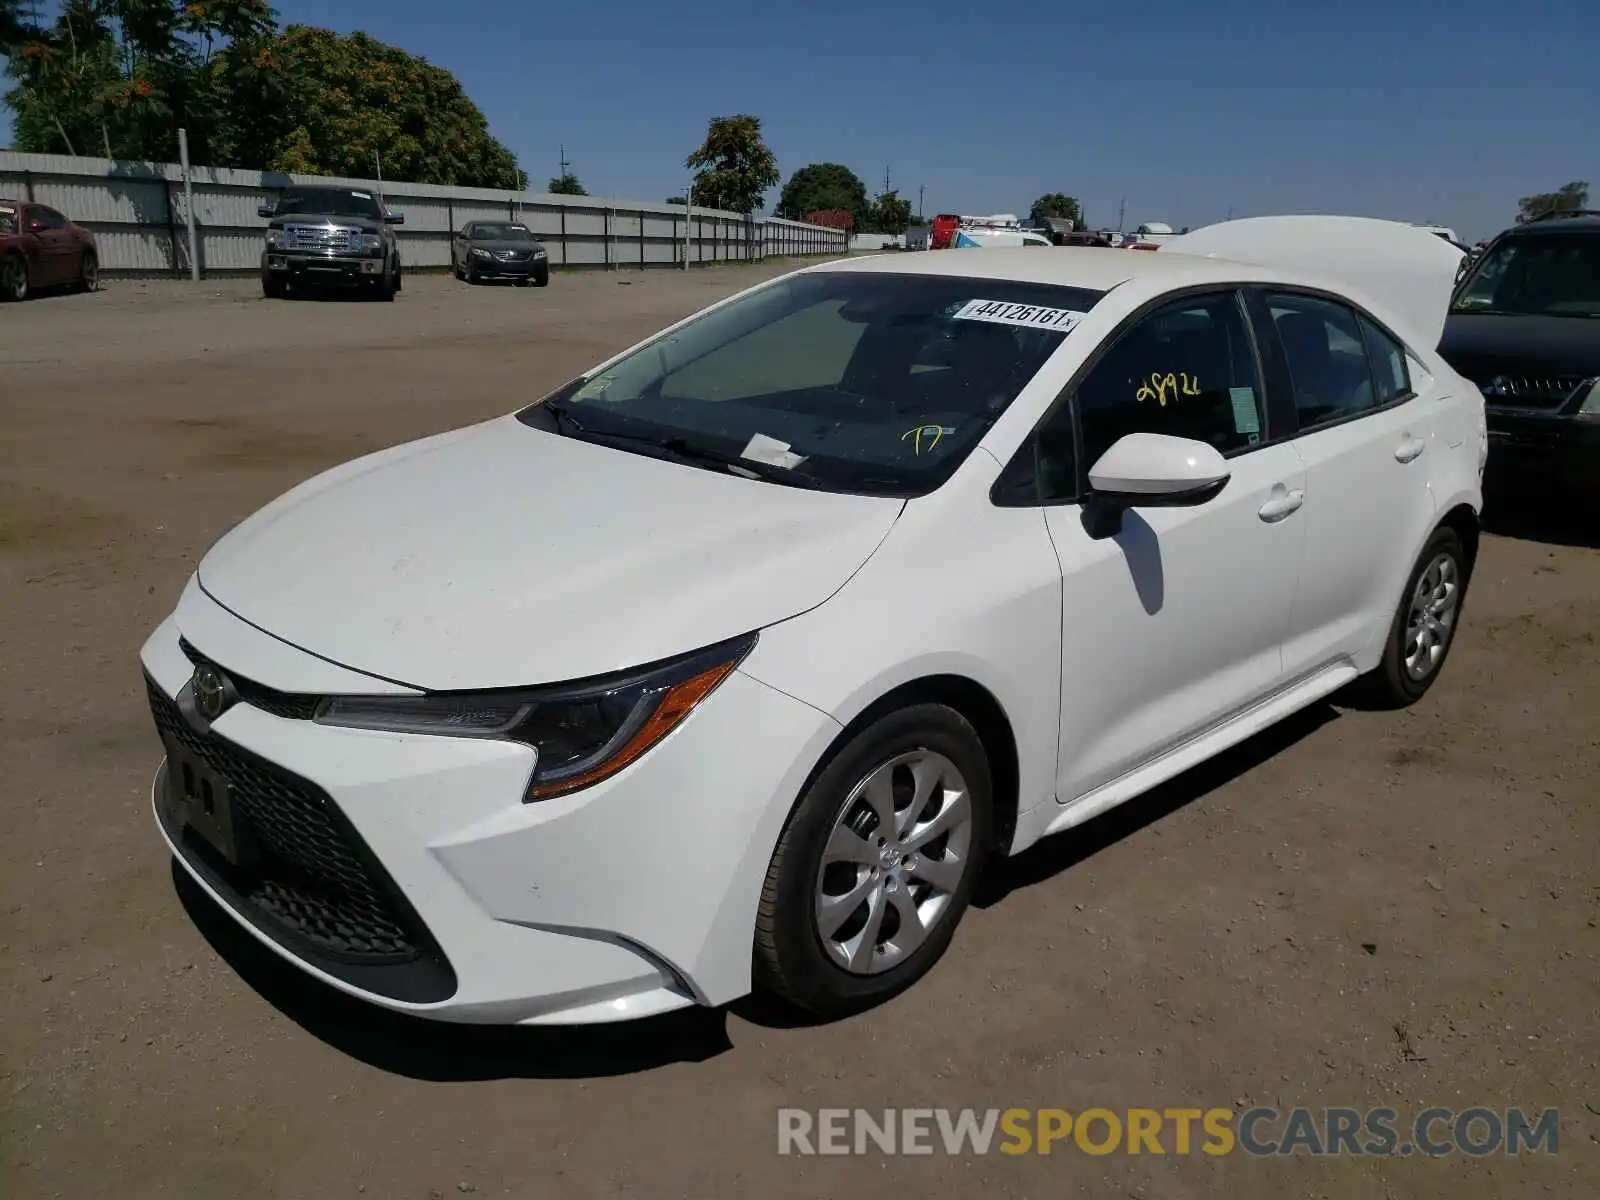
[1250,288,1441,680]
[30,206,75,284]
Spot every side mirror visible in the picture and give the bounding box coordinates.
[257,204,275,218]
[1087,432,1230,506]
[384,212,404,225]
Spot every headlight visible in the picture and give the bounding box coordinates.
[533,248,547,258]
[471,247,492,258]
[360,234,383,253]
[311,633,755,800]
[266,229,283,247]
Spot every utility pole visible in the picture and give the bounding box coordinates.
[177,128,199,281]
[883,166,891,197]
[1117,196,1126,233]
[372,150,383,204]
[918,184,924,222]
[559,143,570,185]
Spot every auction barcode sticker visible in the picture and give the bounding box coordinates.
[953,299,1086,332]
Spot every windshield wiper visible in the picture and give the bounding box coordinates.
[540,404,827,489]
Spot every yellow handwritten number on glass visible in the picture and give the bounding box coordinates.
[902,424,946,454]
[1134,372,1202,406]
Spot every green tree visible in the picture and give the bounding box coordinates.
[1029,192,1083,228]
[685,113,778,213]
[3,6,524,189]
[1516,181,1589,223]
[776,162,868,227]
[548,173,587,195]
[257,27,522,188]
[867,189,912,235]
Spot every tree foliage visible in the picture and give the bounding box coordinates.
[1,3,524,188]
[547,172,586,195]
[686,114,778,213]
[868,189,912,235]
[1029,193,1083,228]
[777,162,868,227]
[1516,181,1589,223]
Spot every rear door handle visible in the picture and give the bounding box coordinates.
[1395,436,1426,463]
[1258,488,1305,523]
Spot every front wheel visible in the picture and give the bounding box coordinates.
[533,266,550,287]
[0,254,29,302]
[76,250,99,293]
[753,703,991,1017]
[1358,526,1469,708]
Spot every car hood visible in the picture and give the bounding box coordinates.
[1438,313,1600,380]
[469,239,545,253]
[195,416,904,691]
[269,216,384,234]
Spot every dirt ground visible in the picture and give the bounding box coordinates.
[1,267,1596,1200]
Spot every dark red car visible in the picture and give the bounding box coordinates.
[0,199,99,301]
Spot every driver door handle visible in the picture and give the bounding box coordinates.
[1258,488,1305,523]
[1395,435,1426,463]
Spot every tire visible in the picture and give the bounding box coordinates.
[370,272,395,302]
[262,273,287,299]
[76,250,98,293]
[0,253,29,302]
[1357,526,1470,709]
[454,263,465,281]
[754,703,992,1017]
[392,261,402,293]
[464,261,478,285]
[534,266,550,288]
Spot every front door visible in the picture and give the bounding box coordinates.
[1035,289,1308,802]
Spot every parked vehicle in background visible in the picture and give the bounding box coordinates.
[258,185,405,300]
[141,239,1484,1027]
[452,221,550,286]
[1437,210,1600,509]
[0,199,98,301]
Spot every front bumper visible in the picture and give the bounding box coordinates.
[263,251,386,284]
[140,605,841,1024]
[466,254,547,278]
[1484,409,1600,501]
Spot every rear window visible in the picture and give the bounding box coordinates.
[519,271,1105,496]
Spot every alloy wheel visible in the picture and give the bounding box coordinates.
[1404,552,1460,681]
[814,749,975,975]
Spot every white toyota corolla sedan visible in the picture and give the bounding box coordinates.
[141,239,1486,1025]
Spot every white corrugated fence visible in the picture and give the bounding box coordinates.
[0,150,848,275]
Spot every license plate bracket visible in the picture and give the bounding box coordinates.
[163,741,255,867]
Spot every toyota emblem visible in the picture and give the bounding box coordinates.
[192,664,232,721]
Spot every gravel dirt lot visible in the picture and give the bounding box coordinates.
[2,268,1596,1199]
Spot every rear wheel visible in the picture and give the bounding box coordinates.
[0,253,28,302]
[1357,526,1469,708]
[76,250,98,293]
[754,703,991,1017]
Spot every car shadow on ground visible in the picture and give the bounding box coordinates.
[1481,491,1599,550]
[731,702,1342,1032]
[172,864,734,1081]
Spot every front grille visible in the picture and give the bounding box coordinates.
[147,676,456,1001]
[1476,374,1590,409]
[178,639,319,720]
[495,249,530,261]
[282,223,357,253]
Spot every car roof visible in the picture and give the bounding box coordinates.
[1499,213,1600,236]
[809,245,1311,293]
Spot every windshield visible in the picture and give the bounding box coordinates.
[273,189,385,220]
[517,271,1105,496]
[1451,233,1600,317]
[472,223,534,242]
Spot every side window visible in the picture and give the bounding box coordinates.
[36,207,67,229]
[1359,316,1412,405]
[1263,292,1375,429]
[1068,291,1266,480]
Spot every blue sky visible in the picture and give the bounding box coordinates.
[8,0,1598,241]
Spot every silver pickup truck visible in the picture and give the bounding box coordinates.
[259,185,405,300]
